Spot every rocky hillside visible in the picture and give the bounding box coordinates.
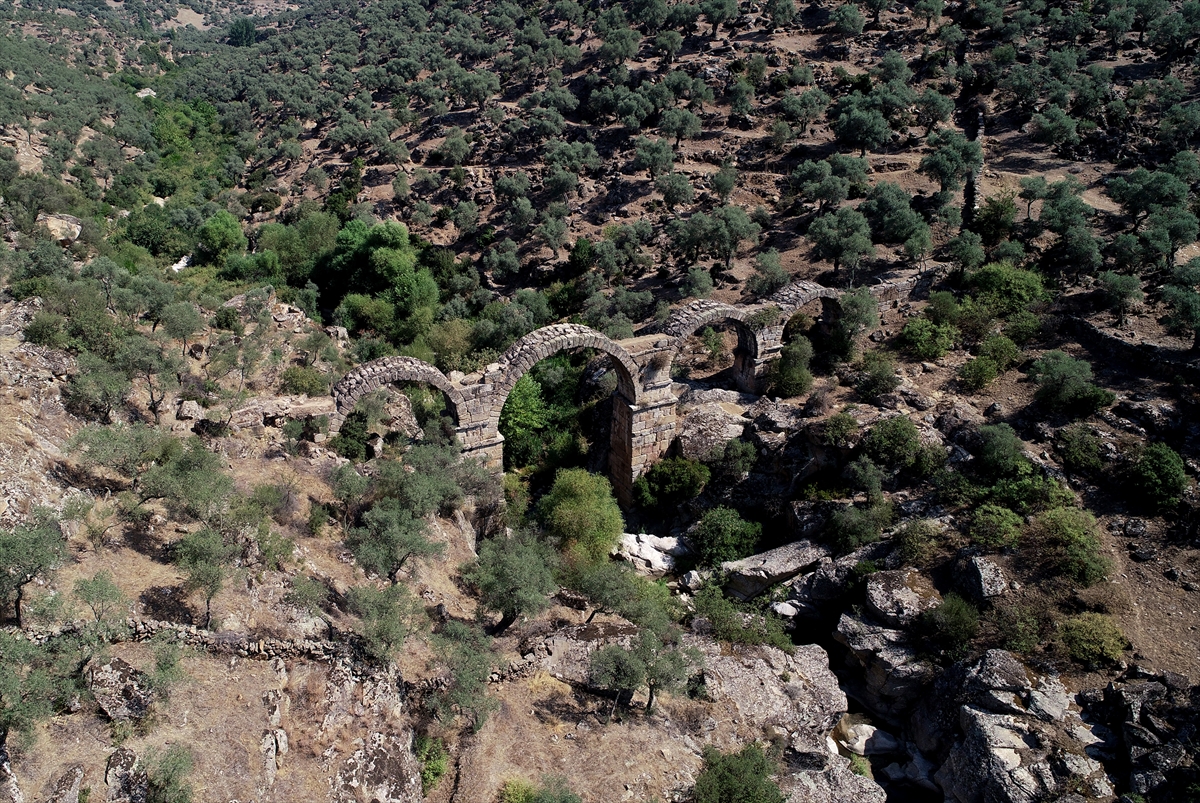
[4,0,1200,801]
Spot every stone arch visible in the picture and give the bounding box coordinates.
[483,323,643,419]
[330,356,465,434]
[659,300,767,392]
[767,280,841,318]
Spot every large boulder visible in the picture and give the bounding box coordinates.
[35,213,82,246]
[720,540,830,601]
[48,765,84,803]
[104,748,147,803]
[909,651,1115,803]
[955,554,1008,603]
[864,569,942,627]
[835,613,937,722]
[334,730,423,803]
[87,658,154,722]
[612,532,692,575]
[692,639,886,803]
[935,403,985,451]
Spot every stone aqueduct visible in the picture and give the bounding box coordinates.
[329,280,880,504]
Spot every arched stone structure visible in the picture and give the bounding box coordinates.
[660,300,767,393]
[326,278,907,505]
[330,355,466,432]
[766,279,841,313]
[486,323,643,411]
[451,323,648,474]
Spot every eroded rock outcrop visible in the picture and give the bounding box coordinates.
[912,651,1115,803]
[692,639,887,803]
[1078,667,1198,799]
[835,613,937,722]
[86,658,155,722]
[333,730,423,803]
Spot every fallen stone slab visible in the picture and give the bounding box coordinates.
[721,540,830,601]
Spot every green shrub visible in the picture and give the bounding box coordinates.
[691,507,761,566]
[960,357,999,391]
[769,336,815,397]
[966,261,1048,315]
[856,350,901,400]
[23,312,68,348]
[971,504,1023,549]
[330,410,369,461]
[1128,442,1187,509]
[900,317,957,360]
[539,469,624,563]
[822,412,860,447]
[912,443,947,478]
[955,297,998,342]
[145,745,194,803]
[212,306,242,333]
[824,504,891,554]
[849,754,872,777]
[1029,351,1114,415]
[1004,310,1043,344]
[693,585,792,651]
[863,415,920,470]
[1056,424,1103,475]
[976,424,1026,481]
[280,365,330,396]
[1060,613,1128,665]
[978,334,1022,370]
[347,583,425,660]
[895,519,941,565]
[984,472,1075,515]
[498,776,580,803]
[633,457,711,507]
[1028,507,1111,586]
[499,779,538,803]
[414,735,449,794]
[694,743,785,803]
[925,291,961,325]
[994,604,1042,654]
[706,438,757,480]
[921,592,979,659]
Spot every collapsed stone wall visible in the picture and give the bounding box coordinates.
[15,617,348,663]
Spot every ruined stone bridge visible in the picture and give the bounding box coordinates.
[330,279,908,503]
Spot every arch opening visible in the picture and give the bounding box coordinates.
[486,323,643,413]
[497,351,614,478]
[478,324,646,498]
[330,355,465,435]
